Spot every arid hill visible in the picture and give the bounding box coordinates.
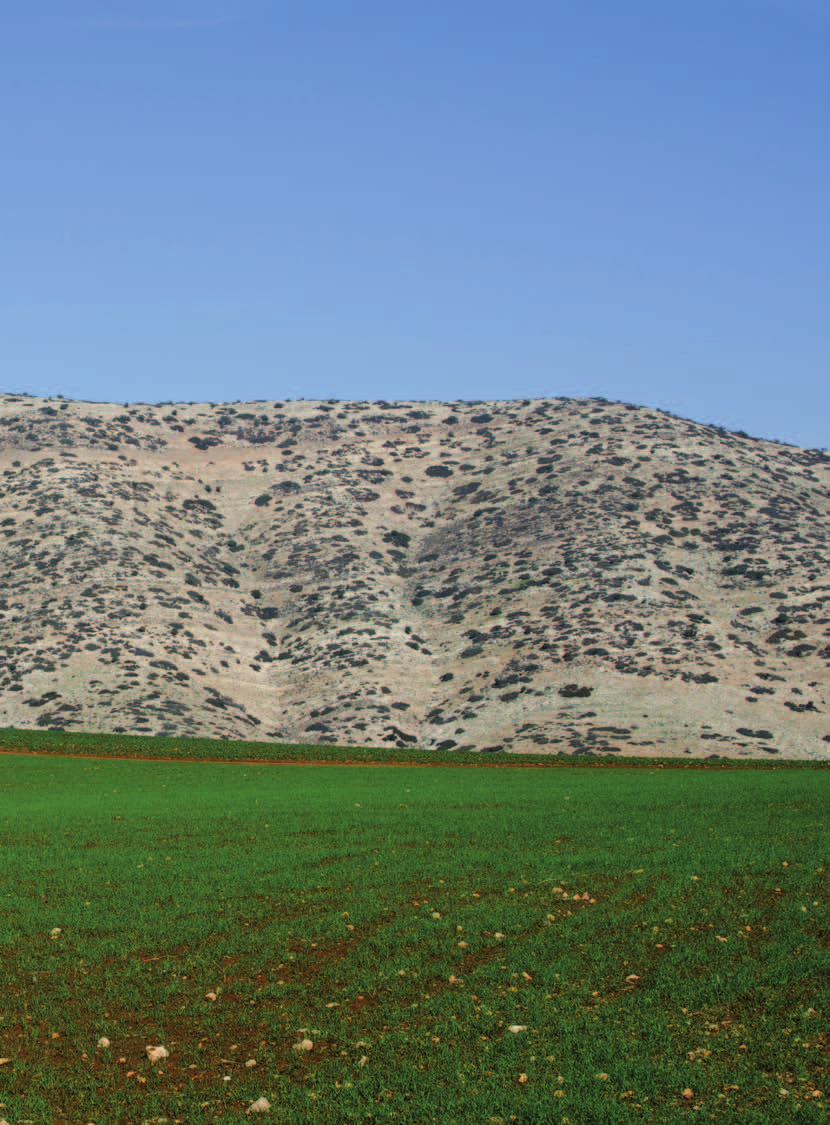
[0,392,827,759]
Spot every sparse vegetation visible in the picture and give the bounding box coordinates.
[0,393,828,758]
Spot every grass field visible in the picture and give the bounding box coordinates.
[0,737,826,1122]
[1,724,822,768]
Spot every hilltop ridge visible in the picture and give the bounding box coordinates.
[0,392,828,758]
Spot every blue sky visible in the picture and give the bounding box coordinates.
[2,0,828,448]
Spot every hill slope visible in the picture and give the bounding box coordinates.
[0,393,828,758]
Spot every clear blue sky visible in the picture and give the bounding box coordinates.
[3,0,828,448]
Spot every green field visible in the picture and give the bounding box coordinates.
[0,738,826,1123]
[0,724,820,768]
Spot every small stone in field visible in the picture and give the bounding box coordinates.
[292,1038,313,1052]
[248,1098,271,1113]
[146,1045,169,1063]
[246,1058,257,1067]
[50,928,61,938]
[508,1025,527,1033]
[205,991,217,1001]
[683,1088,693,1099]
[97,1037,110,1049]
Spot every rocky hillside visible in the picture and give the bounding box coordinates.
[0,392,827,759]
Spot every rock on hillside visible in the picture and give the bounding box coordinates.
[0,392,828,759]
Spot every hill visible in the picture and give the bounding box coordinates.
[0,392,827,758]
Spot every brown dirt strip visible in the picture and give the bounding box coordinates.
[0,748,774,769]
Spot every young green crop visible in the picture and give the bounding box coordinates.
[1,723,823,769]
[0,757,826,1122]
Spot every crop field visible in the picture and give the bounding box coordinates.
[0,726,818,768]
[0,744,826,1123]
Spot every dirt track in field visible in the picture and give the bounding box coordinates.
[0,748,795,770]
